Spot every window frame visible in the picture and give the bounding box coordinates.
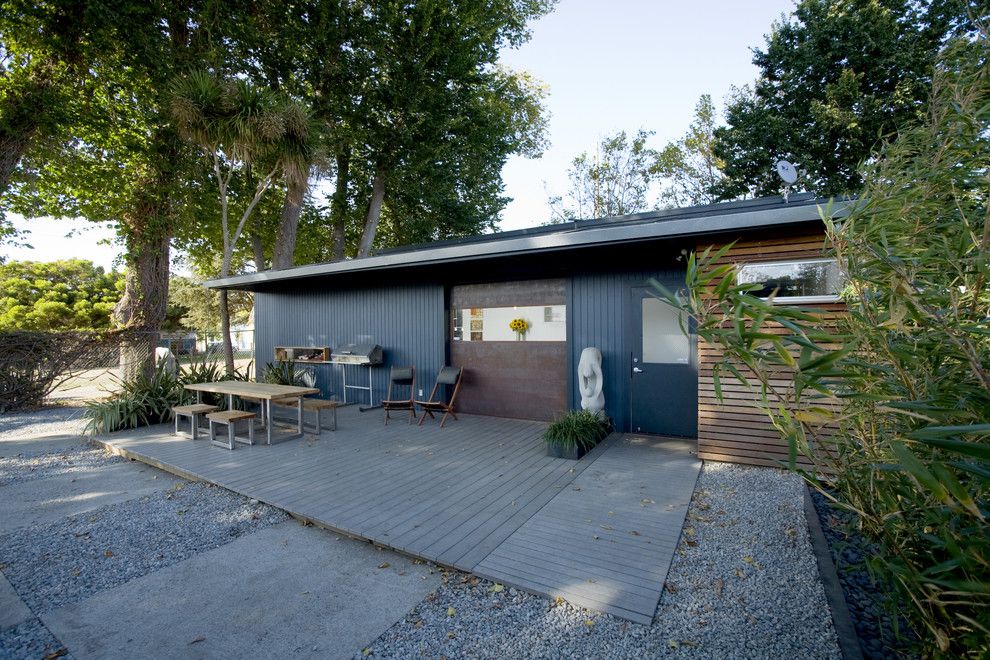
[736,257,842,305]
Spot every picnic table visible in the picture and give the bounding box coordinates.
[184,381,320,445]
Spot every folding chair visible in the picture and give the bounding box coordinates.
[415,366,463,428]
[382,366,416,425]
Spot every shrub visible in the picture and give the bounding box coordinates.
[263,360,305,386]
[544,410,611,452]
[84,363,184,434]
[657,35,989,657]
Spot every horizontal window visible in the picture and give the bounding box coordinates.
[453,305,566,341]
[737,258,842,303]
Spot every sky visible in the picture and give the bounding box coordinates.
[1,0,795,271]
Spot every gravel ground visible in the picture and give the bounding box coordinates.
[360,462,840,659]
[0,444,124,488]
[0,618,69,660]
[810,491,919,659]
[0,480,289,614]
[0,404,88,443]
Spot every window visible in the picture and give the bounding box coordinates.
[736,258,842,304]
[452,305,566,341]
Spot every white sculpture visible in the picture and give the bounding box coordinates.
[578,347,605,413]
[155,346,177,377]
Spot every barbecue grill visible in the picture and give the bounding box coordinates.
[330,343,384,408]
[330,343,383,365]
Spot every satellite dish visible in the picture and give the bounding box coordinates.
[775,159,799,184]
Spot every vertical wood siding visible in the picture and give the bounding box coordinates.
[254,283,445,405]
[570,268,688,432]
[696,231,844,467]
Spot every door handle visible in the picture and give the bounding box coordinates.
[632,367,644,373]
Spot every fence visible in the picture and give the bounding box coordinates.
[0,329,255,410]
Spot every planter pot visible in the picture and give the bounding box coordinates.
[546,442,589,460]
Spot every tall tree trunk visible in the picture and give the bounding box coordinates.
[250,200,266,271]
[0,80,47,195]
[218,288,235,376]
[113,230,171,380]
[357,173,385,258]
[331,149,350,260]
[272,174,308,269]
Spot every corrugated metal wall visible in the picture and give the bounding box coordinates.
[254,283,445,405]
[570,268,688,432]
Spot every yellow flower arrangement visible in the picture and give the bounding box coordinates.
[509,318,529,333]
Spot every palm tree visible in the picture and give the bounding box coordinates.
[170,71,317,374]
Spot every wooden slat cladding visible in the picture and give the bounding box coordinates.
[451,341,568,421]
[450,280,568,422]
[450,279,566,309]
[695,230,843,468]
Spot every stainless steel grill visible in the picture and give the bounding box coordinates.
[330,343,383,365]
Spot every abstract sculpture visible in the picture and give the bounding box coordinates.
[578,347,604,413]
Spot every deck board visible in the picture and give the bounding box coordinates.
[97,409,699,624]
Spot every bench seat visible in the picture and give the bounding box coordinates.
[173,403,219,440]
[207,410,256,449]
[271,397,340,432]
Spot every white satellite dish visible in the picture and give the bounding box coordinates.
[775,159,799,185]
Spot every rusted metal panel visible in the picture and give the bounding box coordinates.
[451,341,567,421]
[450,279,566,309]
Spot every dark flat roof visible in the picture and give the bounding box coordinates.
[207,194,852,290]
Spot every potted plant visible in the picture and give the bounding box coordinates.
[544,410,611,460]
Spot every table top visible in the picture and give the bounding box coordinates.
[183,381,320,400]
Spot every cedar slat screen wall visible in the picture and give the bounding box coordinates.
[696,231,844,468]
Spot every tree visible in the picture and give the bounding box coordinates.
[712,0,981,199]
[547,129,661,221]
[656,95,725,207]
[170,71,313,373]
[663,31,989,655]
[4,2,233,376]
[0,259,122,330]
[166,275,251,332]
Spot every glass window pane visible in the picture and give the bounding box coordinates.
[642,298,690,364]
[452,305,566,341]
[737,259,842,300]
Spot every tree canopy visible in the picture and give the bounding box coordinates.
[0,259,122,330]
[712,0,983,199]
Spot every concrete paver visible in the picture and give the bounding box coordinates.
[43,521,440,660]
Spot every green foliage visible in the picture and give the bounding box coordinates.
[165,275,251,332]
[544,410,611,452]
[262,361,305,386]
[0,259,122,330]
[656,95,725,208]
[547,129,661,221]
[712,0,983,199]
[659,34,989,656]
[84,362,183,434]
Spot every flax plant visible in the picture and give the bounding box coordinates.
[654,33,989,656]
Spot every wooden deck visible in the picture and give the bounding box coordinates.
[96,407,700,624]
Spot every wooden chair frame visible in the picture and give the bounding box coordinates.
[415,366,463,428]
[382,366,416,425]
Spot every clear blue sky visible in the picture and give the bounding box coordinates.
[2,0,795,270]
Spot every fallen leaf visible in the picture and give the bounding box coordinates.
[592,535,600,540]
[489,583,504,593]
[378,562,390,569]
[447,607,456,617]
[641,498,655,505]
[630,530,641,536]
[686,539,698,547]
[664,582,678,594]
[714,578,724,597]
[584,619,595,627]
[600,525,613,531]
[398,570,407,576]
[43,649,68,659]
[362,648,372,656]
[668,640,679,649]
[300,591,310,595]
[684,526,696,537]
[587,578,596,584]
[103,550,113,558]
[189,635,206,645]
[447,631,457,639]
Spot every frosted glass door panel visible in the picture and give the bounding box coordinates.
[642,298,689,364]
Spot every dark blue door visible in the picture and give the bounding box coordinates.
[628,286,697,437]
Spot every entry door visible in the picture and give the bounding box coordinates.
[629,287,697,437]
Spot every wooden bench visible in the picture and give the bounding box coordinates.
[173,403,219,440]
[207,410,256,450]
[272,397,340,433]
